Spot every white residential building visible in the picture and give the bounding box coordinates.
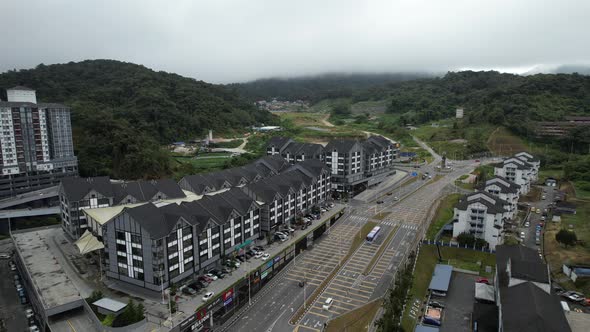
[493,156,536,195]
[482,177,521,220]
[453,191,511,249]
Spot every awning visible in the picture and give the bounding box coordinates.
[475,283,495,303]
[75,230,104,254]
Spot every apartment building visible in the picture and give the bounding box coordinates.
[59,177,186,239]
[481,177,521,220]
[494,245,571,332]
[266,135,399,194]
[0,86,78,197]
[514,152,540,181]
[242,159,331,234]
[493,154,537,195]
[178,156,289,194]
[102,188,260,291]
[452,191,511,249]
[265,137,324,163]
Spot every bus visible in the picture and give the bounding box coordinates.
[366,226,381,243]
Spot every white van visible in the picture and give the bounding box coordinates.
[322,297,333,310]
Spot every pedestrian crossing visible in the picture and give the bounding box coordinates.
[378,220,418,230]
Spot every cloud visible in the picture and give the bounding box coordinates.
[1,0,589,83]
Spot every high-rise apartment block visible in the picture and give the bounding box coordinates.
[0,86,78,197]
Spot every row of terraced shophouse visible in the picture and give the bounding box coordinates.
[58,135,398,292]
[452,152,540,249]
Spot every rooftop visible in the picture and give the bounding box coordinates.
[428,264,453,292]
[13,229,83,313]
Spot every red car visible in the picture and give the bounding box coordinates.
[476,277,489,284]
[199,275,213,283]
[475,159,480,162]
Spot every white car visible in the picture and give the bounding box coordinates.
[202,292,214,302]
[562,291,584,302]
[205,273,218,281]
[275,231,288,237]
[255,252,263,259]
[0,253,11,259]
[25,308,34,318]
[322,297,333,310]
[29,326,39,332]
[524,222,530,227]
[261,253,270,261]
[520,232,526,239]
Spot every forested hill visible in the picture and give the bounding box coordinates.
[0,60,273,179]
[229,72,431,103]
[377,71,590,136]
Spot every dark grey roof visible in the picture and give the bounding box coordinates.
[60,176,113,201]
[267,136,292,151]
[255,155,289,174]
[483,177,520,194]
[114,179,185,203]
[515,152,540,162]
[283,142,323,157]
[496,245,544,280]
[366,135,392,149]
[125,203,182,239]
[8,85,34,91]
[511,260,550,283]
[502,158,533,170]
[0,101,38,107]
[500,282,571,332]
[324,139,360,152]
[455,191,510,214]
[219,188,258,215]
[284,159,329,179]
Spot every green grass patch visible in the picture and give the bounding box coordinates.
[364,225,399,275]
[401,245,496,331]
[425,193,461,240]
[326,299,383,332]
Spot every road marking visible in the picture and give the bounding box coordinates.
[67,320,77,332]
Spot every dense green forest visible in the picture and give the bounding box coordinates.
[230,72,430,103]
[0,60,273,179]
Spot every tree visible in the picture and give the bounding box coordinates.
[457,232,476,247]
[556,229,577,248]
[331,102,351,116]
[87,290,104,303]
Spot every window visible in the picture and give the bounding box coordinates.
[116,231,126,241]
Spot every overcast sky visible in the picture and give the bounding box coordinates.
[1,0,589,83]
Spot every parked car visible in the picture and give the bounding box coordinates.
[237,255,245,262]
[322,298,333,310]
[199,275,213,283]
[205,273,218,281]
[181,286,197,295]
[20,297,28,304]
[376,200,384,204]
[202,292,214,302]
[211,270,225,279]
[16,285,23,292]
[386,192,393,196]
[29,325,39,332]
[261,253,270,261]
[393,196,399,201]
[25,308,34,318]
[431,290,447,297]
[476,277,490,284]
[562,291,585,302]
[255,252,263,259]
[10,264,17,271]
[254,246,264,251]
[524,221,530,227]
[429,301,445,308]
[520,232,526,239]
[422,317,441,326]
[0,252,11,259]
[283,227,295,233]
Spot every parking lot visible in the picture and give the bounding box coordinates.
[438,272,478,332]
[0,241,28,332]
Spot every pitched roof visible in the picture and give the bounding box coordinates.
[284,159,329,179]
[113,179,186,203]
[511,260,550,283]
[0,101,38,107]
[500,282,571,332]
[8,85,34,91]
[496,245,545,284]
[125,203,183,239]
[483,176,521,194]
[267,136,292,150]
[324,139,360,152]
[455,191,510,214]
[60,176,114,201]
